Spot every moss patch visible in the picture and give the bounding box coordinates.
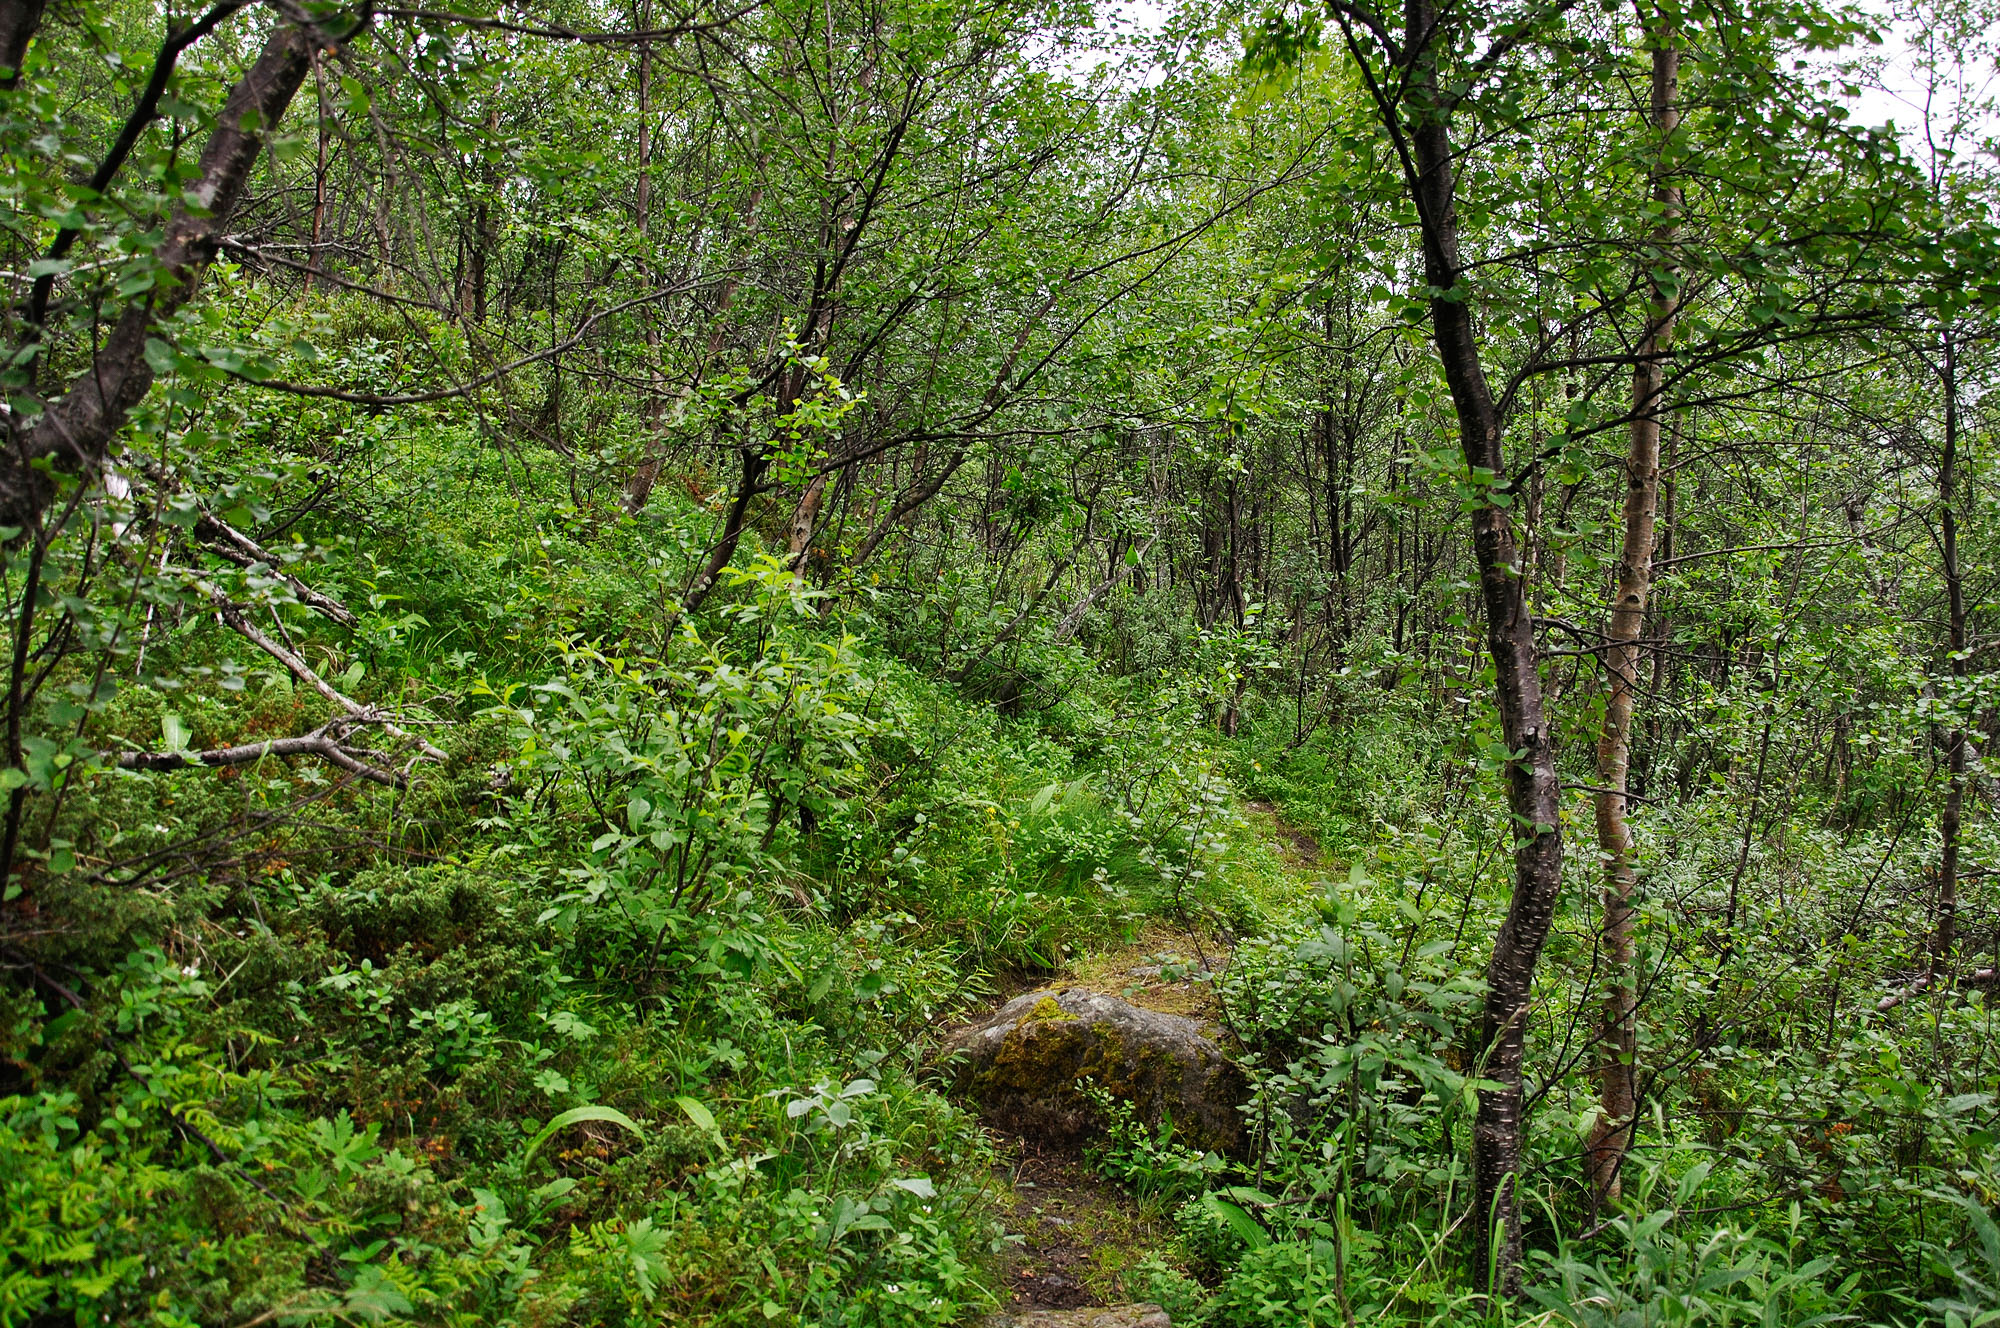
[991,1137,1171,1309]
[1024,995,1076,1023]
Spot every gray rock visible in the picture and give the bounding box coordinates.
[939,988,1247,1155]
[983,1305,1172,1328]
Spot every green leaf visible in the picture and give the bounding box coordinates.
[1205,1195,1271,1249]
[674,1095,717,1134]
[342,1265,413,1324]
[524,1104,645,1161]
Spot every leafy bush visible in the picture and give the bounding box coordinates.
[1082,1082,1225,1203]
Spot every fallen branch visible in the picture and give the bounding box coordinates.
[197,580,449,762]
[114,721,406,787]
[120,459,358,627]
[192,511,358,628]
[1877,966,1999,1011]
[1051,535,1156,644]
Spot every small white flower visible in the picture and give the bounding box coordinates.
[181,965,200,978]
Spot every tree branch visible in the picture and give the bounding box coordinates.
[25,0,258,325]
[114,721,406,787]
[4,17,345,536]
[192,510,359,628]
[197,580,448,761]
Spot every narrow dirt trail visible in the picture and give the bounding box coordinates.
[979,932,1219,1311]
[990,1136,1169,1309]
[969,799,1332,1319]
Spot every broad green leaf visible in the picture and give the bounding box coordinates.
[524,1104,645,1161]
[1206,1195,1271,1250]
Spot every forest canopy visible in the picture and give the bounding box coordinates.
[1,0,1998,1322]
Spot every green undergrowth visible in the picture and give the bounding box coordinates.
[1054,691,2000,1326]
[0,436,1276,1327]
[5,418,1996,1327]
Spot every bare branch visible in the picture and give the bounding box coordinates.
[375,3,756,44]
[197,580,448,761]
[192,512,359,628]
[114,723,406,787]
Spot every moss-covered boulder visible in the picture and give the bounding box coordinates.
[941,989,1247,1155]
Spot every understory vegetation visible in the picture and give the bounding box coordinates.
[3,0,1999,1323]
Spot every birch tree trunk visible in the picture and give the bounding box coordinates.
[1586,7,1680,1209]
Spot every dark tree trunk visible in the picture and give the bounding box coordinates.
[1934,328,1966,980]
[0,21,323,535]
[1387,0,1565,1292]
[679,443,770,615]
[0,0,44,87]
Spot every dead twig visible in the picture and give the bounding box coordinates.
[112,718,407,787]
[196,579,449,762]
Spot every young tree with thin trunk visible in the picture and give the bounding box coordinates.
[1586,3,1681,1209]
[1885,0,2000,986]
[1318,0,1569,1290]
[1932,328,1967,980]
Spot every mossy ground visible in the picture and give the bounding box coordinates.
[1066,925,1227,1021]
[990,1136,1172,1309]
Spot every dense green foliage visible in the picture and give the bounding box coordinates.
[2,0,1999,1323]
[0,441,1271,1325]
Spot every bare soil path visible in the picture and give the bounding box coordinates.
[968,797,1332,1315]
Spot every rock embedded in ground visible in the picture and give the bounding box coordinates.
[983,1305,1172,1328]
[941,988,1247,1155]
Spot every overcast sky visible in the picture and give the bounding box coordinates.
[1077,0,1998,163]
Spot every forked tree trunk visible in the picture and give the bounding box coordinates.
[1390,0,1565,1293]
[1586,9,1680,1210]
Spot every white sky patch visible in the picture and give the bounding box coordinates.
[1837,1,2000,174]
[1063,0,1996,159]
